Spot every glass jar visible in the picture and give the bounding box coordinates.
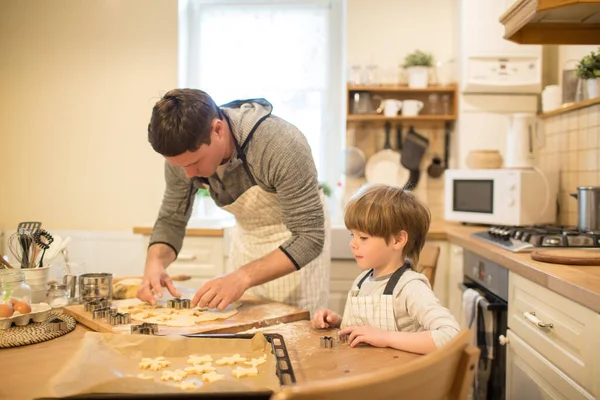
[0,269,32,304]
[47,283,69,309]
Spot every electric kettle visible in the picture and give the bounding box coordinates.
[505,113,536,169]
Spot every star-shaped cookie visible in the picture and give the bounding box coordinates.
[202,371,225,383]
[215,353,247,365]
[187,354,214,365]
[184,363,216,374]
[244,354,267,368]
[175,381,198,390]
[139,356,171,371]
[160,369,188,382]
[231,366,259,378]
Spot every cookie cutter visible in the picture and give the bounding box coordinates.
[92,307,116,320]
[107,312,131,325]
[320,336,336,349]
[131,322,159,335]
[166,298,191,310]
[338,333,349,344]
[84,298,111,312]
[46,317,67,332]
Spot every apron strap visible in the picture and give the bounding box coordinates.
[356,269,374,289]
[383,261,411,295]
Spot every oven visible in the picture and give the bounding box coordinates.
[461,250,508,400]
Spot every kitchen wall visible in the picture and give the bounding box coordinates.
[0,0,177,230]
[346,0,458,221]
[538,105,600,226]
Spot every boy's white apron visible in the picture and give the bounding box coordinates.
[341,263,410,330]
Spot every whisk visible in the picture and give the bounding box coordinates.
[8,229,38,269]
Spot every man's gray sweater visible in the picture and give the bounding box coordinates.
[149,99,325,269]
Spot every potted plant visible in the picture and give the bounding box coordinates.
[575,48,600,99]
[402,50,434,88]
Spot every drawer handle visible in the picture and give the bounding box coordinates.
[524,311,553,329]
[177,254,197,261]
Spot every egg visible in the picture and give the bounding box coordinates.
[13,301,31,315]
[0,303,14,318]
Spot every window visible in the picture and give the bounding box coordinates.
[178,0,346,190]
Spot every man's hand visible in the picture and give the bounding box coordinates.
[137,263,181,305]
[339,326,391,348]
[191,270,250,311]
[311,308,342,329]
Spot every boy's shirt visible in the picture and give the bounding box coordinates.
[341,268,460,349]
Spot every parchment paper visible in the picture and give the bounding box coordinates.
[48,332,280,397]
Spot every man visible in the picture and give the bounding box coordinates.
[138,89,330,315]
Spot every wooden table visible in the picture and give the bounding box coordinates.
[0,321,421,399]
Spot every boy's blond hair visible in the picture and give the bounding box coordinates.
[344,184,431,267]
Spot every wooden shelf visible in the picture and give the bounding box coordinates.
[348,84,457,92]
[347,114,456,122]
[500,0,600,44]
[538,96,600,119]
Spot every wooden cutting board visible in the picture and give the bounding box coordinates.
[531,249,600,266]
[63,295,309,335]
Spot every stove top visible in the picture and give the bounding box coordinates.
[471,225,600,253]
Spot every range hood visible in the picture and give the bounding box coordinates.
[500,0,600,44]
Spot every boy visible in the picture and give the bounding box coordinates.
[312,184,460,354]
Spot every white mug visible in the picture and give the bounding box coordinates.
[402,100,424,116]
[379,99,403,117]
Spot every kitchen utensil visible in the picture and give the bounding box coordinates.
[79,273,113,303]
[401,100,424,116]
[33,229,54,268]
[570,186,600,233]
[0,256,14,269]
[8,229,36,269]
[344,146,366,178]
[401,125,429,188]
[531,249,600,265]
[84,298,111,312]
[378,99,403,117]
[365,122,409,186]
[167,298,191,309]
[427,127,444,179]
[131,322,159,335]
[107,312,131,325]
[16,222,41,269]
[505,113,536,169]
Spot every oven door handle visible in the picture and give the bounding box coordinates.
[524,311,554,329]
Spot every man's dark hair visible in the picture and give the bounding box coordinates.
[148,89,221,157]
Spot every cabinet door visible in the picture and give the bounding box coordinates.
[428,240,449,307]
[506,330,593,400]
[447,244,464,322]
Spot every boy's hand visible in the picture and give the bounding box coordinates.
[311,308,342,329]
[339,326,391,348]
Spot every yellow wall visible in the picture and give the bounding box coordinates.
[0,0,177,230]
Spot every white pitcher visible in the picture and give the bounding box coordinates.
[378,99,403,117]
[401,100,424,116]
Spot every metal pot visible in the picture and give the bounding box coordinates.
[78,273,113,302]
[570,186,600,233]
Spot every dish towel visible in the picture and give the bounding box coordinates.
[461,288,483,400]
[476,297,496,400]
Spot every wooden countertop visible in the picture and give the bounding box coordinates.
[0,321,421,399]
[133,226,225,237]
[445,224,600,313]
[133,219,450,240]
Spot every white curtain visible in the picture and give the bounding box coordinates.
[179,0,346,190]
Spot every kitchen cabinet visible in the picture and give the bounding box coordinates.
[506,272,600,399]
[500,0,600,45]
[139,235,228,289]
[447,244,464,323]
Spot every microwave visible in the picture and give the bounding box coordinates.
[444,169,558,226]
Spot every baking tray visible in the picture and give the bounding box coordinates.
[36,333,295,400]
